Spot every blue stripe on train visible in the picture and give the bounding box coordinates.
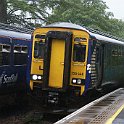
[85,39,92,92]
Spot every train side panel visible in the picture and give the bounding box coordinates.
[90,40,124,89]
[103,43,124,86]
[0,34,31,95]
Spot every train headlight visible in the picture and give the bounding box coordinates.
[77,79,82,84]
[72,78,84,85]
[38,76,42,80]
[32,75,38,80]
[72,79,76,83]
[31,74,43,81]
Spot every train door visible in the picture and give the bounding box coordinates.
[96,44,104,87]
[43,31,72,89]
[49,39,65,87]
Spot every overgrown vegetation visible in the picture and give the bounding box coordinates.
[0,0,124,38]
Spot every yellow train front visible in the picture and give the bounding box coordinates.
[30,22,124,105]
[30,22,89,104]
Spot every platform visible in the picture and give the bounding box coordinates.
[107,105,124,124]
[54,88,124,124]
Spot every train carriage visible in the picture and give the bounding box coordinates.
[0,24,32,95]
[30,22,124,105]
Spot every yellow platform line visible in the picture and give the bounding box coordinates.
[105,104,124,124]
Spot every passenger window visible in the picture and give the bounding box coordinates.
[21,46,28,53]
[3,45,11,52]
[34,41,45,59]
[14,46,21,53]
[73,44,86,62]
[14,46,28,65]
[0,44,11,66]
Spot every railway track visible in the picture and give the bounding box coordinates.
[0,86,121,124]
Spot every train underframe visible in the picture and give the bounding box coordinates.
[32,85,82,107]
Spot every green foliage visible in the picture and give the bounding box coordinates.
[47,0,124,39]
[1,0,124,39]
[6,0,52,28]
[0,0,7,23]
[47,0,110,24]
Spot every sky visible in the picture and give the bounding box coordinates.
[103,0,124,20]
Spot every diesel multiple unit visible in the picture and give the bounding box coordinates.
[30,22,124,104]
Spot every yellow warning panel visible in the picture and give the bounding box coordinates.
[105,104,124,124]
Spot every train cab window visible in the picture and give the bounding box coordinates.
[0,44,11,65]
[14,46,28,65]
[34,41,45,59]
[73,44,86,62]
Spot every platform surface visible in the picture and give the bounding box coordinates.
[112,108,124,124]
[55,88,124,124]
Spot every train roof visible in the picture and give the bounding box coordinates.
[0,29,31,40]
[43,22,124,45]
[90,32,124,45]
[43,22,89,32]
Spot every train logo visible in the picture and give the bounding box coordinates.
[0,72,18,85]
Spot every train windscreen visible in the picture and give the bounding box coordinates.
[34,41,45,59]
[73,44,86,62]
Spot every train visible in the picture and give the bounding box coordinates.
[0,23,32,97]
[30,22,124,105]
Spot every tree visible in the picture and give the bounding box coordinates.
[47,0,124,39]
[6,0,58,28]
[1,0,124,39]
[0,0,7,23]
[47,0,112,27]
[0,0,51,28]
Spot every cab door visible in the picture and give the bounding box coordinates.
[43,31,72,90]
[72,43,87,79]
[70,36,88,95]
[49,39,65,88]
